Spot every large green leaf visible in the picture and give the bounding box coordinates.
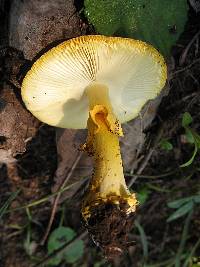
[84,0,188,56]
[47,226,84,265]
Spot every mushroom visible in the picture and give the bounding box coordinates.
[21,35,167,257]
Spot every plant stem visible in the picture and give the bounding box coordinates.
[175,208,193,267]
[6,179,87,214]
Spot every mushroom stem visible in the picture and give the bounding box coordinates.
[82,83,137,256]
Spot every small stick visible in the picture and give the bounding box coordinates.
[128,127,163,187]
[40,153,82,245]
[179,30,200,66]
[128,149,154,187]
[172,58,200,77]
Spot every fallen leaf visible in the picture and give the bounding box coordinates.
[0,84,39,156]
[9,0,81,60]
[52,128,92,200]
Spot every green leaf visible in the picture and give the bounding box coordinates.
[63,239,84,264]
[160,139,173,151]
[182,112,193,127]
[167,197,194,209]
[24,240,37,256]
[185,128,195,144]
[84,0,188,56]
[0,189,20,220]
[193,131,200,148]
[180,143,198,167]
[47,226,84,265]
[135,220,148,261]
[167,201,194,222]
[193,195,200,203]
[136,187,151,205]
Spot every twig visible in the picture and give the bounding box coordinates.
[126,169,180,179]
[6,179,87,214]
[172,58,200,77]
[34,231,87,267]
[128,127,163,187]
[165,92,198,111]
[179,30,200,66]
[128,149,154,187]
[40,153,83,245]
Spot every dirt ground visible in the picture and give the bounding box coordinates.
[0,1,200,267]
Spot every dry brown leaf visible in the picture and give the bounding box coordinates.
[0,149,16,165]
[0,85,39,156]
[52,128,92,200]
[9,0,81,60]
[121,90,168,171]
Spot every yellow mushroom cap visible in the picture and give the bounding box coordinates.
[21,35,167,128]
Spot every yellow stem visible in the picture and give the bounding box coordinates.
[82,83,137,220]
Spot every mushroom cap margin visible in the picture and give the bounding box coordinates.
[21,35,167,129]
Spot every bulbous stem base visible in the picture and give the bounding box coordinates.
[81,83,137,256]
